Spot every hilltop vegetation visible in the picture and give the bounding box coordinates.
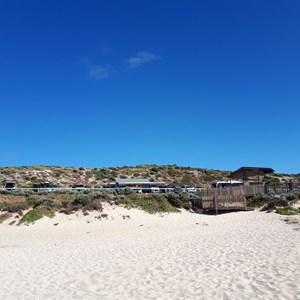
[0,165,298,189]
[0,165,299,225]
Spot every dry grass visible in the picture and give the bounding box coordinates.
[0,212,12,224]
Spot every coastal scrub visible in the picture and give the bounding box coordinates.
[276,207,299,215]
[18,206,55,225]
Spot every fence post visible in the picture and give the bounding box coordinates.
[214,188,218,215]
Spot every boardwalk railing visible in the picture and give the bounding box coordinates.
[202,182,300,213]
[265,183,299,194]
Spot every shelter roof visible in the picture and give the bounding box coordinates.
[229,167,274,180]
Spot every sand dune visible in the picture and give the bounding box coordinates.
[0,206,299,299]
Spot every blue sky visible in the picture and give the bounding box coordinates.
[0,0,299,173]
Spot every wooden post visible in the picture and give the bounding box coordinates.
[225,188,228,210]
[215,188,218,215]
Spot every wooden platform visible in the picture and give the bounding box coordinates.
[202,185,264,212]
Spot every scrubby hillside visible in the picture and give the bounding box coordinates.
[0,165,298,189]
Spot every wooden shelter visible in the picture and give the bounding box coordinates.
[228,166,274,182]
[202,166,273,213]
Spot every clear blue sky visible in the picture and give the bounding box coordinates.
[1,0,299,173]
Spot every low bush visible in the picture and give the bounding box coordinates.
[82,200,103,212]
[0,190,10,195]
[72,195,89,206]
[166,193,182,208]
[69,195,103,212]
[113,188,133,196]
[165,192,193,210]
[285,193,297,201]
[247,194,272,207]
[26,197,56,208]
[139,195,179,214]
[124,194,179,214]
[52,189,77,195]
[3,202,30,213]
[87,190,113,199]
[276,207,299,215]
[18,206,55,225]
[9,189,34,196]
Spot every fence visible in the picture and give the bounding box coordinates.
[265,183,300,194]
[202,182,300,213]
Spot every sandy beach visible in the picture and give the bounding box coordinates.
[1,205,299,300]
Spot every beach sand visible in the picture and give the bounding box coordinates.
[0,205,299,300]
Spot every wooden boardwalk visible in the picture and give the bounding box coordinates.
[202,185,264,212]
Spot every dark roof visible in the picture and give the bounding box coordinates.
[229,167,274,180]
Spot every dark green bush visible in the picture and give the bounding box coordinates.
[166,193,182,208]
[247,194,272,207]
[113,188,133,196]
[72,195,89,206]
[9,189,34,196]
[27,197,56,208]
[285,193,297,201]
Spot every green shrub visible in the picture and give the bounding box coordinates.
[182,174,192,185]
[72,195,89,205]
[166,192,193,210]
[86,190,112,198]
[26,197,56,207]
[0,190,9,195]
[123,198,134,209]
[276,207,299,215]
[124,194,179,214]
[94,169,110,179]
[166,193,183,208]
[139,195,179,214]
[9,189,34,196]
[113,188,133,196]
[247,194,272,207]
[203,175,214,182]
[18,206,55,225]
[52,189,77,195]
[285,193,297,201]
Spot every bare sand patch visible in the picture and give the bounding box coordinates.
[0,207,299,299]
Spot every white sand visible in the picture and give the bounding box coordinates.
[0,205,300,300]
